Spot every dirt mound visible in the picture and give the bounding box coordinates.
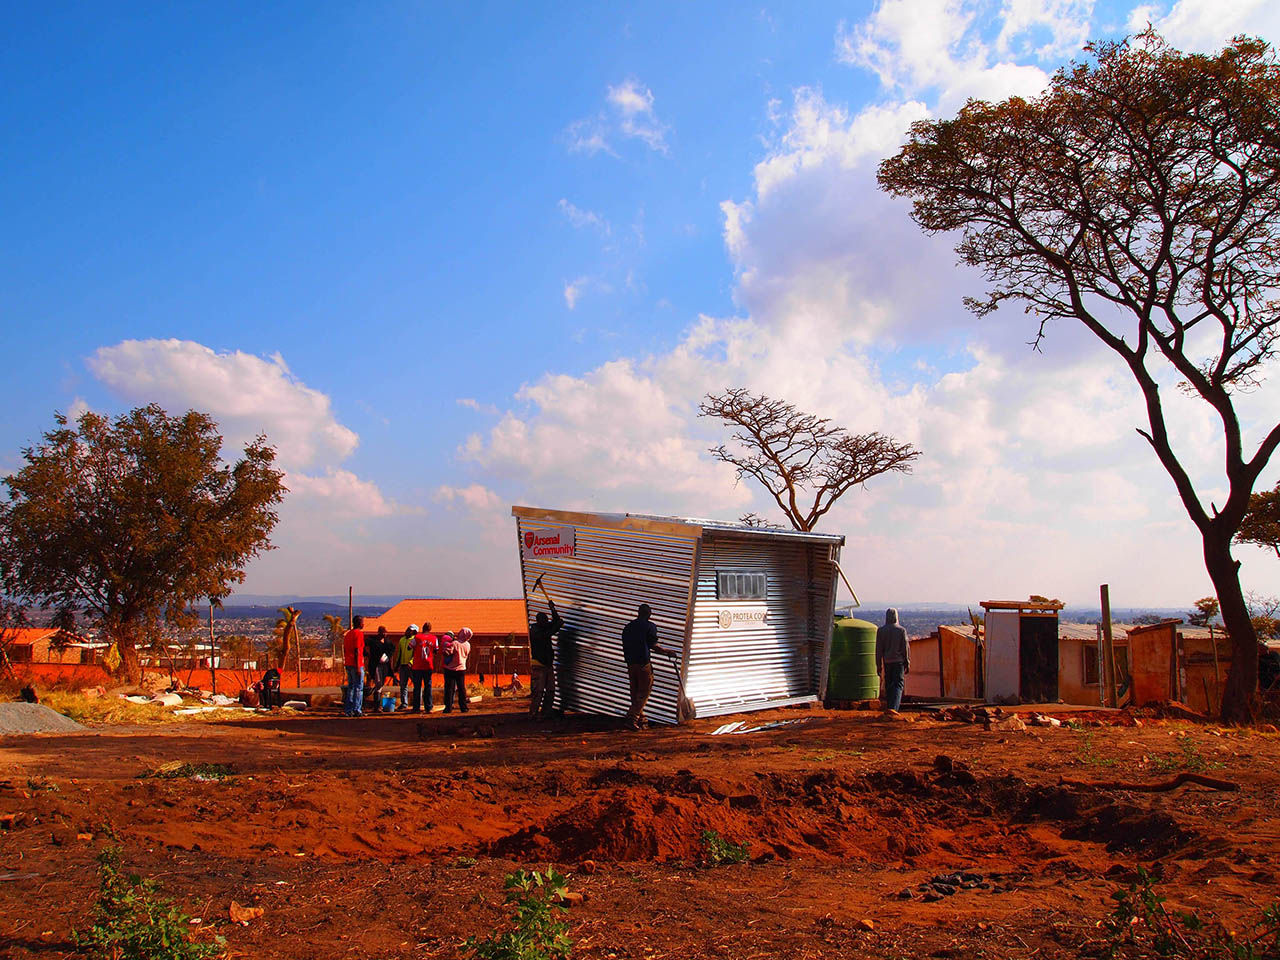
[488,760,1202,866]
[0,702,85,735]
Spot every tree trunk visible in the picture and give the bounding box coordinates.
[116,637,143,686]
[1204,532,1258,724]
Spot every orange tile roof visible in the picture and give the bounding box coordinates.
[363,599,528,637]
[3,627,63,646]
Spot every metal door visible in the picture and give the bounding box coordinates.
[985,611,1020,701]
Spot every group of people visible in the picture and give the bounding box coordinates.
[339,602,908,725]
[338,596,681,728]
[341,615,473,717]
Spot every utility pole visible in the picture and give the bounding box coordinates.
[208,601,217,696]
[1100,584,1117,708]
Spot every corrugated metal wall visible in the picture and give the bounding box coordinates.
[516,516,698,724]
[685,536,832,717]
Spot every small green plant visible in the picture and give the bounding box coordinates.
[139,761,234,781]
[73,846,225,960]
[456,855,479,869]
[1074,729,1117,768]
[1150,735,1221,775]
[466,869,572,960]
[1102,867,1280,959]
[700,828,750,866]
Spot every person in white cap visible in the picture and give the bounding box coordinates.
[391,624,418,710]
[441,627,473,713]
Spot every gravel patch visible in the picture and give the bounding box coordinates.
[0,702,86,735]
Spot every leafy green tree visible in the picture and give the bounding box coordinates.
[1188,597,1221,628]
[1237,482,1280,557]
[0,405,285,682]
[880,33,1280,722]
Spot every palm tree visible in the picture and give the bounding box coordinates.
[322,613,345,659]
[274,606,302,671]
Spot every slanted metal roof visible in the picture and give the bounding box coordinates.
[510,505,844,547]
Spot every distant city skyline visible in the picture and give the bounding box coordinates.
[3,1,1278,607]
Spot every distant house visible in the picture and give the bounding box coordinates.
[906,607,1236,710]
[363,599,530,676]
[1,627,94,664]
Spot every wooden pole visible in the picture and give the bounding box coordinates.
[1210,629,1222,714]
[1101,584,1117,708]
[209,603,217,696]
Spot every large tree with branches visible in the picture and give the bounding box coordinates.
[699,389,920,532]
[878,33,1280,721]
[0,405,286,683]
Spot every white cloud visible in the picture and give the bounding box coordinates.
[65,397,91,422]
[86,338,412,522]
[836,0,1060,111]
[89,339,357,469]
[565,78,670,157]
[607,79,669,152]
[563,277,589,310]
[996,0,1094,59]
[1127,0,1280,52]
[435,483,504,512]
[565,118,616,156]
[457,397,499,416]
[288,469,408,518]
[558,199,611,234]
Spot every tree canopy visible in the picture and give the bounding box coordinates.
[878,33,1280,721]
[1237,482,1280,557]
[699,388,920,532]
[0,405,286,681]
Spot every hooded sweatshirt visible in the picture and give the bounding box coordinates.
[875,608,910,669]
[441,635,471,671]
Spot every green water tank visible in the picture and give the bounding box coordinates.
[827,617,880,701]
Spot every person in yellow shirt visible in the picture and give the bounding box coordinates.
[391,624,418,711]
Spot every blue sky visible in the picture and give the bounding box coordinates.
[3,0,1279,605]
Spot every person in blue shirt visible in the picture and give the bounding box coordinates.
[621,603,679,729]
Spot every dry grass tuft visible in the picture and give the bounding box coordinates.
[39,690,184,726]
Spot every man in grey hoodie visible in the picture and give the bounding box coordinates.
[876,608,910,711]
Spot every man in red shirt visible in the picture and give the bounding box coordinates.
[342,615,366,717]
[409,621,437,713]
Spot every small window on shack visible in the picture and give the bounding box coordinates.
[716,570,766,600]
[1084,642,1131,685]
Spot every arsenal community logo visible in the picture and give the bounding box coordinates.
[524,531,535,549]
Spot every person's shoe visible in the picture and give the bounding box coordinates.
[443,708,452,713]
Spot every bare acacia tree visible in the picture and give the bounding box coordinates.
[699,389,920,532]
[880,33,1280,722]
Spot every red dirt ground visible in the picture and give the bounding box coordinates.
[2,698,1278,958]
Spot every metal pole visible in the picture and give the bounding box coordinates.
[348,586,354,629]
[1100,584,1117,708]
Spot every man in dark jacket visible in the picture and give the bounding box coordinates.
[528,600,563,718]
[875,608,910,711]
[621,603,678,729]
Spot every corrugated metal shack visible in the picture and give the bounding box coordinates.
[512,506,845,724]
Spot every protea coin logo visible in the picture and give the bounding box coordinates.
[718,610,732,629]
[524,531,535,549]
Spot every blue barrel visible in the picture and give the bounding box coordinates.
[827,617,880,700]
